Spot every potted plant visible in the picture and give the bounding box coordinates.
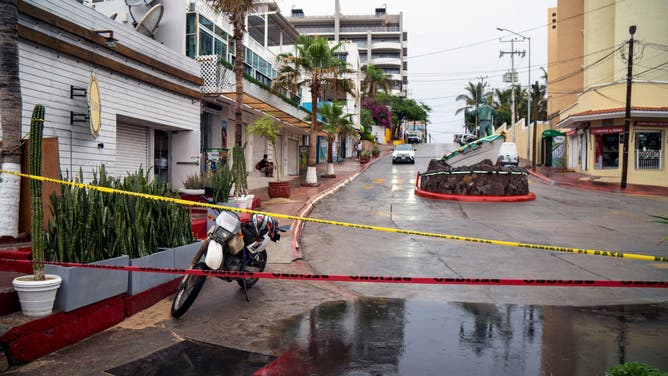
[44,166,194,309]
[360,150,372,164]
[372,144,380,158]
[179,173,209,196]
[12,105,62,317]
[248,115,291,198]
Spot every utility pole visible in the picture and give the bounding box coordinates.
[531,81,539,171]
[620,25,636,189]
[500,40,525,126]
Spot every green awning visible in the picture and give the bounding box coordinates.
[542,129,565,138]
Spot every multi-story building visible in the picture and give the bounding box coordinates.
[287,1,408,97]
[549,0,668,187]
[87,0,318,179]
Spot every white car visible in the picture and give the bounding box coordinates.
[497,142,519,166]
[392,143,415,164]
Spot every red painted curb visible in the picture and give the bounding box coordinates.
[0,290,20,316]
[1,295,126,363]
[415,188,536,202]
[0,249,33,274]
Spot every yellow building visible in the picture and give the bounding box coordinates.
[549,0,668,187]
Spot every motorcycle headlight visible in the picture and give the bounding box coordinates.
[211,226,232,243]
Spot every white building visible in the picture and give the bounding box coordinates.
[287,1,408,97]
[88,0,321,179]
[5,0,201,188]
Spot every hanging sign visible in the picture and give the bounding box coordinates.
[88,73,102,139]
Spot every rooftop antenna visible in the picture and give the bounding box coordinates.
[125,0,155,27]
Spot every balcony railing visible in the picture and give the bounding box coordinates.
[197,54,311,127]
[371,41,401,50]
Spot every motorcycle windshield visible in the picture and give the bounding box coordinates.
[215,210,241,233]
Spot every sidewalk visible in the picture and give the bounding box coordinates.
[0,147,392,367]
[528,165,668,196]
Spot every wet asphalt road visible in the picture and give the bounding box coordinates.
[5,143,668,375]
[300,142,668,305]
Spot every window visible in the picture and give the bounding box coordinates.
[635,131,662,169]
[199,15,214,31]
[594,134,619,169]
[186,13,196,58]
[199,29,213,55]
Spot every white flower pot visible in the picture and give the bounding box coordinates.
[12,274,62,317]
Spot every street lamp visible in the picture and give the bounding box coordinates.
[497,27,531,167]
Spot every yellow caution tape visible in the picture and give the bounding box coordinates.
[2,169,666,263]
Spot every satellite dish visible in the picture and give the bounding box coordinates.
[135,4,163,38]
[125,0,154,7]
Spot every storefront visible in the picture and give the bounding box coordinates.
[591,125,623,170]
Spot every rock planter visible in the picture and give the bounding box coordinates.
[420,159,530,196]
[45,255,129,312]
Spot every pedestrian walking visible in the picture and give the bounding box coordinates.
[356,141,362,159]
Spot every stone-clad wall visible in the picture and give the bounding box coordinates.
[420,160,529,196]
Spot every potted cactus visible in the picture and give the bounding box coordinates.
[248,115,290,198]
[12,105,62,317]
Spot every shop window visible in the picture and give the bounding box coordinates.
[635,131,662,170]
[594,134,619,169]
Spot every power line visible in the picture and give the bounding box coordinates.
[407,0,626,60]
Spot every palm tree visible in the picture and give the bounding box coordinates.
[455,81,491,134]
[319,102,353,176]
[361,64,391,100]
[209,0,255,145]
[273,35,356,186]
[0,0,23,238]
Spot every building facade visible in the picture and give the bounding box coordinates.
[549,0,668,187]
[4,0,202,187]
[287,1,407,97]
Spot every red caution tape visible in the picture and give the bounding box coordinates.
[4,259,667,288]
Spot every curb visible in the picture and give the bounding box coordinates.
[290,152,388,261]
[415,188,536,202]
[527,169,555,185]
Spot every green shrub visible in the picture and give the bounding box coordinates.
[209,161,235,203]
[46,166,193,263]
[183,173,209,189]
[606,362,667,376]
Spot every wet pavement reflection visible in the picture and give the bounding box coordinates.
[267,298,668,375]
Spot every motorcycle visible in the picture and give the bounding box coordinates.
[171,207,287,318]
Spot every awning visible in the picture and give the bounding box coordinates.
[220,92,312,132]
[542,129,565,138]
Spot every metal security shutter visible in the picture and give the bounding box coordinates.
[116,123,149,176]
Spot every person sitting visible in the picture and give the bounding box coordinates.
[255,154,274,177]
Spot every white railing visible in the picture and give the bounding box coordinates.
[197,55,233,94]
[371,41,401,50]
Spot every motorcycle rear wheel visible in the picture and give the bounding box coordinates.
[236,250,267,289]
[171,262,208,318]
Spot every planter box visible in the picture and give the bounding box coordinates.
[173,242,203,269]
[45,255,129,313]
[128,248,175,296]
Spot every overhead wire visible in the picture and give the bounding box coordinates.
[407,0,627,60]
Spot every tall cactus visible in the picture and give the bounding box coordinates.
[30,105,46,280]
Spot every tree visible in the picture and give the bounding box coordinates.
[377,93,431,140]
[319,102,353,176]
[361,64,391,100]
[0,0,23,238]
[455,80,492,134]
[493,88,512,128]
[273,35,356,186]
[209,0,255,147]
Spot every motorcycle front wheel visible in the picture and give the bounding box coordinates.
[236,250,267,289]
[171,262,208,318]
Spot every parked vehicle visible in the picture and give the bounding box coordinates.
[392,143,415,164]
[497,142,519,166]
[171,206,287,318]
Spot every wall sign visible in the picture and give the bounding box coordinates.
[88,73,101,139]
[591,126,623,135]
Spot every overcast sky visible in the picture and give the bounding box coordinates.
[276,0,557,143]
